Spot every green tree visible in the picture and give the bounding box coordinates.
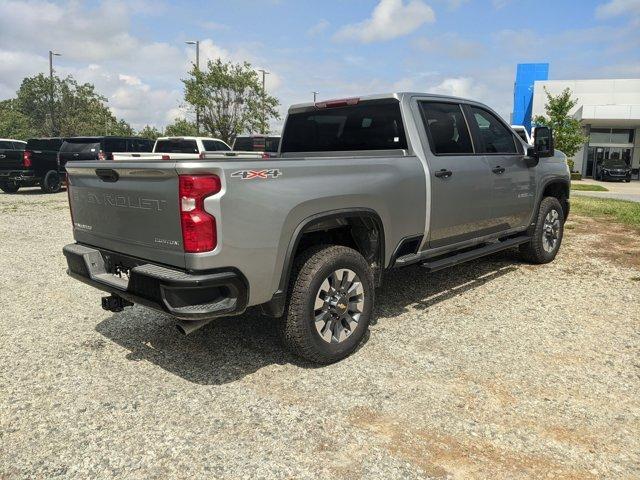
[182,59,280,144]
[13,73,132,137]
[533,87,586,168]
[164,118,198,137]
[137,124,162,140]
[0,99,36,139]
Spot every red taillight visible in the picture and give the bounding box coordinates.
[315,97,359,109]
[23,150,32,168]
[179,174,221,253]
[98,150,105,161]
[161,155,171,160]
[261,153,271,159]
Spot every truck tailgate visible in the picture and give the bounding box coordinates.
[66,161,186,268]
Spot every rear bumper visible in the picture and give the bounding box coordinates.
[63,243,249,320]
[0,170,38,186]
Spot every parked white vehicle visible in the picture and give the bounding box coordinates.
[113,136,267,160]
[112,136,237,160]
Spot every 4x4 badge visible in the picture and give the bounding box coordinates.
[231,169,282,179]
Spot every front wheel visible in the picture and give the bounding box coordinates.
[0,182,19,193]
[519,197,565,264]
[282,245,374,364]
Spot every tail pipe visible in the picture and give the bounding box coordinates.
[175,318,214,335]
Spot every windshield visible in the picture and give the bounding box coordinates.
[281,100,407,153]
[155,139,198,153]
[60,138,101,153]
[603,157,628,168]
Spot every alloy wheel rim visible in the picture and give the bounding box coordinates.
[313,269,364,343]
[542,208,560,253]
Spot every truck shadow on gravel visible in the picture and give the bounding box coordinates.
[95,250,520,385]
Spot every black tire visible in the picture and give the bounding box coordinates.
[519,196,565,264]
[282,245,374,364]
[0,182,19,193]
[41,170,62,193]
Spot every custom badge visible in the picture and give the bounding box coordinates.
[230,169,282,179]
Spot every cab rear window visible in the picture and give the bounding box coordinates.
[26,139,64,151]
[155,139,198,153]
[280,100,407,153]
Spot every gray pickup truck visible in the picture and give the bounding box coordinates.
[63,93,570,364]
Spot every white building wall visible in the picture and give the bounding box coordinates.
[532,79,640,118]
[532,79,640,175]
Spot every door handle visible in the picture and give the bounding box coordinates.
[434,169,453,179]
[492,166,506,174]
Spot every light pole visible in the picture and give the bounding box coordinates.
[49,50,61,136]
[258,69,270,134]
[312,91,319,102]
[185,40,200,133]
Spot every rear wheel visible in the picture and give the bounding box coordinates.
[282,245,374,364]
[0,182,19,193]
[519,196,564,264]
[41,170,62,193]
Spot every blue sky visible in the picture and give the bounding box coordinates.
[0,0,638,130]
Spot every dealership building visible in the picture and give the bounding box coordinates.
[513,64,640,179]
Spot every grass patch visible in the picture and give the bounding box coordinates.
[571,196,640,231]
[571,183,608,192]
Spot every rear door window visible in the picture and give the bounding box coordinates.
[215,140,230,151]
[280,100,407,153]
[469,107,517,154]
[155,139,199,153]
[419,102,473,155]
[202,140,230,151]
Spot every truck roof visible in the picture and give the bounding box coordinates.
[288,92,475,113]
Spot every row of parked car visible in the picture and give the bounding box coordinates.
[0,134,281,194]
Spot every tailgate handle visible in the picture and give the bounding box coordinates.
[95,168,119,182]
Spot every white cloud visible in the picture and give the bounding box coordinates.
[596,0,640,18]
[0,0,282,130]
[413,34,483,59]
[492,0,511,9]
[308,19,330,36]
[334,0,435,43]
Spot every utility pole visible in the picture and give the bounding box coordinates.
[49,50,61,136]
[185,40,200,133]
[312,91,319,102]
[258,69,270,134]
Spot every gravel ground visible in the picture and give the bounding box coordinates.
[1,189,639,479]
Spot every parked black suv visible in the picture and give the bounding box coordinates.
[0,139,29,193]
[58,136,153,167]
[595,156,632,182]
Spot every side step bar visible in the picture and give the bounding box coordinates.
[394,235,531,271]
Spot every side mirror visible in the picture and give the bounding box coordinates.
[533,126,554,158]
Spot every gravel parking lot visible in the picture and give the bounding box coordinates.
[2,189,639,479]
